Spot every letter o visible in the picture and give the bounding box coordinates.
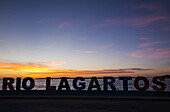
[134,77,149,91]
[22,77,35,90]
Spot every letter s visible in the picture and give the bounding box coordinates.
[152,77,166,92]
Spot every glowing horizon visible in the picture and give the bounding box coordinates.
[0,61,169,78]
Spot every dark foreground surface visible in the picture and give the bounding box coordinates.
[0,98,170,112]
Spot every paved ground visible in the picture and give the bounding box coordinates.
[0,98,170,112]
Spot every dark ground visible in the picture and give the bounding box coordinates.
[0,98,170,112]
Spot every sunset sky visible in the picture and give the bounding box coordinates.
[0,0,170,78]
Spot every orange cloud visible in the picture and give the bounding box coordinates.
[0,61,169,78]
[0,60,66,73]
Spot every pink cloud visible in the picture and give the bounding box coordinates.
[59,22,71,28]
[92,15,169,30]
[0,40,5,43]
[138,37,150,40]
[108,15,169,26]
[92,2,170,30]
[132,15,169,26]
[100,43,114,49]
[133,2,166,13]
[78,38,88,40]
[35,19,56,23]
[139,41,168,48]
[131,2,169,26]
[73,50,95,54]
[91,23,108,29]
[131,48,170,58]
[163,26,170,31]
[45,46,52,49]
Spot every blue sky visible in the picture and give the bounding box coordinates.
[0,0,170,77]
